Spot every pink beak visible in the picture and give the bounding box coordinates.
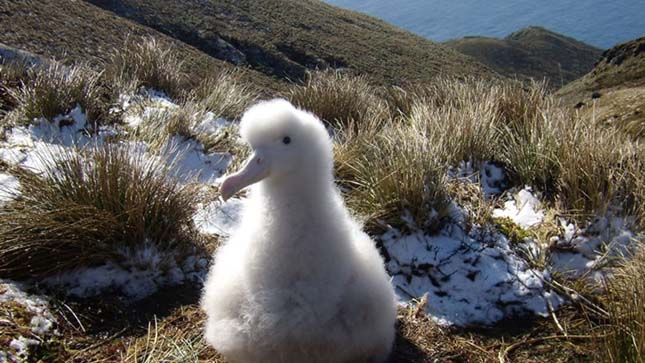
[219,151,270,201]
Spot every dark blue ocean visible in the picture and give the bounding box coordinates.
[323,0,644,49]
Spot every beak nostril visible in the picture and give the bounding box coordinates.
[256,157,263,164]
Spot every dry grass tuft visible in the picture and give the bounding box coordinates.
[129,100,201,151]
[446,180,496,229]
[555,117,634,218]
[0,144,198,279]
[105,37,187,99]
[190,69,258,121]
[498,104,562,195]
[287,70,389,129]
[407,90,500,166]
[335,119,450,233]
[598,247,645,363]
[5,62,104,127]
[0,59,33,114]
[120,306,223,363]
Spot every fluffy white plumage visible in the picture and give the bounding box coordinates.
[200,99,397,363]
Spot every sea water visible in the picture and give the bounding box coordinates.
[323,0,644,49]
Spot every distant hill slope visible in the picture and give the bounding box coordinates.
[559,36,645,98]
[81,0,496,85]
[445,26,602,87]
[558,37,645,138]
[0,0,288,91]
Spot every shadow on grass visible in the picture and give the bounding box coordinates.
[52,281,203,337]
[391,330,431,363]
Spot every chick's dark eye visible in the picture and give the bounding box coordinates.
[282,136,291,145]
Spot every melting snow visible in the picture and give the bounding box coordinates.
[0,98,231,185]
[44,244,209,300]
[194,198,245,236]
[382,223,563,326]
[480,162,506,196]
[0,172,20,205]
[0,279,57,361]
[8,337,40,360]
[549,216,638,278]
[493,187,544,229]
[194,112,232,134]
[161,136,231,184]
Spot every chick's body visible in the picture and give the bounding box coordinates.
[201,99,396,363]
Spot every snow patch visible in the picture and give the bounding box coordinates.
[480,162,506,196]
[8,337,39,360]
[194,198,245,237]
[382,223,563,326]
[0,279,57,362]
[44,244,209,300]
[161,136,231,184]
[493,187,544,229]
[194,112,232,134]
[549,216,639,278]
[0,172,20,205]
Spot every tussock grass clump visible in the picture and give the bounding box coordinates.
[128,99,242,156]
[190,69,258,121]
[0,145,198,279]
[598,248,645,363]
[495,81,551,128]
[130,101,202,150]
[408,92,501,165]
[498,106,561,195]
[5,62,104,126]
[625,145,645,228]
[337,77,642,230]
[105,37,187,99]
[555,118,632,217]
[288,70,389,129]
[335,121,450,233]
[1,59,33,114]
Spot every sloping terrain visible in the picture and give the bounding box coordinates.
[559,36,645,98]
[83,0,496,84]
[0,0,277,91]
[446,26,602,87]
[558,37,645,137]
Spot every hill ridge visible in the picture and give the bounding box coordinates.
[82,0,496,84]
[445,26,602,87]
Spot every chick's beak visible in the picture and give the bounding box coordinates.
[220,151,270,201]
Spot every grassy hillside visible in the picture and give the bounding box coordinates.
[446,26,602,87]
[558,37,645,138]
[559,36,645,98]
[0,0,279,91]
[83,0,496,84]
